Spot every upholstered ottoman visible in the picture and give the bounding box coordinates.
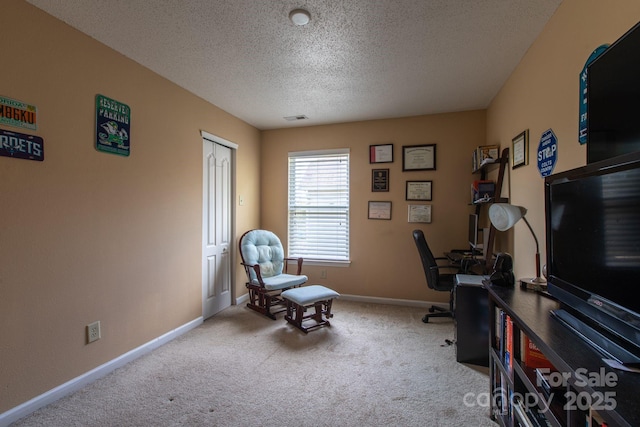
[281,285,340,333]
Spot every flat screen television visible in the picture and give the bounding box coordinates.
[587,21,640,163]
[545,151,640,363]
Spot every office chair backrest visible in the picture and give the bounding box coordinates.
[412,229,446,291]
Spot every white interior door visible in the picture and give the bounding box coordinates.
[202,138,233,319]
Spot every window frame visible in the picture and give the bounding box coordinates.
[287,148,350,265]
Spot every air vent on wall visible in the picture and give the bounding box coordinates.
[284,115,309,121]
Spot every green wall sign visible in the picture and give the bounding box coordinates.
[579,44,609,145]
[96,94,130,156]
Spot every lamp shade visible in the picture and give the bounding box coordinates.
[489,203,526,231]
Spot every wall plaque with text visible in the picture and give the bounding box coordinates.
[96,94,130,156]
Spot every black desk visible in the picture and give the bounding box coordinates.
[454,274,490,367]
[446,252,485,274]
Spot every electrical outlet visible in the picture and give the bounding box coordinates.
[320,270,327,279]
[87,321,101,343]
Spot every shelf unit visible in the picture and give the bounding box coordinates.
[487,285,639,427]
[472,147,509,272]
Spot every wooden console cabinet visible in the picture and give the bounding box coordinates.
[487,285,640,427]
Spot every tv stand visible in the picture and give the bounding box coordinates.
[487,284,640,427]
[551,309,640,366]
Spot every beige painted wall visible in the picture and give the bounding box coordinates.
[261,112,487,301]
[486,0,640,280]
[4,0,640,418]
[0,1,261,412]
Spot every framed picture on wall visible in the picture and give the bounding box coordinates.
[372,169,389,192]
[402,144,436,171]
[408,204,432,223]
[405,180,432,200]
[368,201,392,220]
[369,143,394,163]
[512,130,529,169]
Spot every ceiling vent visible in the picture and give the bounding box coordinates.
[284,115,309,121]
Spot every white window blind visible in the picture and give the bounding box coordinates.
[288,149,350,261]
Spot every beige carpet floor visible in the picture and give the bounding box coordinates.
[12,299,496,426]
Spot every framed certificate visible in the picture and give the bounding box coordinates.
[402,144,436,171]
[406,180,432,201]
[368,201,392,220]
[372,169,389,192]
[512,130,529,169]
[408,204,432,223]
[369,143,393,163]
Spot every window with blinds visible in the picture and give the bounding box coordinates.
[288,149,350,261]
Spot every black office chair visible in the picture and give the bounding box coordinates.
[412,229,456,323]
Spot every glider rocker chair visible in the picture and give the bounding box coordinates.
[412,229,456,323]
[239,229,308,319]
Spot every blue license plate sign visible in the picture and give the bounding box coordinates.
[0,128,44,161]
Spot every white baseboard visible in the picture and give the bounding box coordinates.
[235,291,441,310]
[1,294,443,426]
[0,317,203,427]
[338,294,443,309]
[235,292,249,305]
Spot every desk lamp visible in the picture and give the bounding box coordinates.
[488,203,547,290]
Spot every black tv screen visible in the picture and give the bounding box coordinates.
[587,21,640,163]
[546,152,640,350]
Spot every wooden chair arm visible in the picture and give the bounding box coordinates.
[284,257,304,275]
[241,262,265,286]
[242,257,304,287]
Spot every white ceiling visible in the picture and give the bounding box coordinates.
[26,0,562,130]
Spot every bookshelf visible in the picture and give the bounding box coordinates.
[487,285,640,427]
[471,147,509,272]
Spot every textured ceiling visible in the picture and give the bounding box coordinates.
[26,0,562,130]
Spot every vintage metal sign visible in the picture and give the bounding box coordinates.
[0,95,37,130]
[537,129,558,177]
[0,128,44,161]
[95,94,130,156]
